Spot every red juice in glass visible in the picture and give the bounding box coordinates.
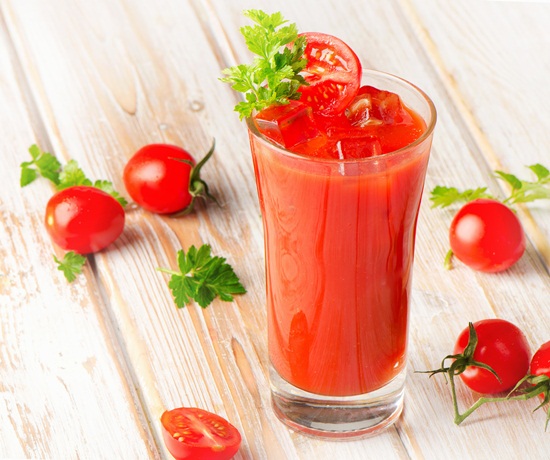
[247,69,436,437]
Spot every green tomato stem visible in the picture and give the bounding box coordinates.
[444,249,454,270]
[156,267,180,276]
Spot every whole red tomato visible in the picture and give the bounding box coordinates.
[530,340,550,382]
[528,341,550,425]
[454,319,531,394]
[123,143,215,215]
[449,198,525,272]
[45,186,125,254]
[160,407,241,460]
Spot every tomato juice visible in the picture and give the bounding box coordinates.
[248,72,435,398]
[222,13,438,434]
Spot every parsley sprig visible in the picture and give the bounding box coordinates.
[430,186,493,208]
[157,244,246,308]
[54,252,87,282]
[20,144,127,206]
[430,163,550,208]
[20,144,61,186]
[220,10,308,119]
[496,164,550,205]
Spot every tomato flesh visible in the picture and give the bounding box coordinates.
[449,199,525,272]
[298,32,361,116]
[454,319,531,394]
[160,407,241,460]
[123,144,196,214]
[45,186,125,254]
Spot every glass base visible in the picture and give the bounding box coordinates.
[270,366,406,439]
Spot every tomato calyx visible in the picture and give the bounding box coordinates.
[173,140,219,216]
[509,373,550,430]
[465,340,550,430]
[421,323,502,424]
[453,368,550,430]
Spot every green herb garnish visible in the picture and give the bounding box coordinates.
[157,244,246,308]
[20,144,62,186]
[430,163,550,208]
[20,144,127,206]
[220,9,308,119]
[497,163,550,205]
[430,186,493,208]
[54,251,87,282]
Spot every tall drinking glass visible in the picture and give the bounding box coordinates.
[247,70,436,438]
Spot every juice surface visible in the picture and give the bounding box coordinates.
[250,105,430,397]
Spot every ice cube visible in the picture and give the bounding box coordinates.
[359,86,411,124]
[346,93,372,127]
[254,101,322,149]
[336,135,382,159]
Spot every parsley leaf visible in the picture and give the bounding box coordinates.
[54,251,87,282]
[92,180,128,207]
[57,159,93,189]
[430,186,493,208]
[498,164,550,205]
[20,145,127,206]
[431,163,550,208]
[158,244,246,308]
[220,10,308,119]
[20,144,62,187]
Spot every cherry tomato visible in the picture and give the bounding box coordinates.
[529,341,550,406]
[123,143,214,215]
[454,319,530,394]
[160,407,241,460]
[45,186,124,254]
[530,340,550,381]
[298,32,361,116]
[449,199,525,272]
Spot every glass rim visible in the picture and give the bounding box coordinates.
[246,68,437,164]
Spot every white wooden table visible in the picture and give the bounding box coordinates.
[1,1,549,458]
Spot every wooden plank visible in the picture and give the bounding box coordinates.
[1,0,548,458]
[209,1,550,458]
[1,0,410,458]
[403,0,550,266]
[0,4,158,459]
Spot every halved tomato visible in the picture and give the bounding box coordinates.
[160,407,241,460]
[298,32,362,116]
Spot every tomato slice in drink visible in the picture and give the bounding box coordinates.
[298,32,361,116]
[160,407,241,460]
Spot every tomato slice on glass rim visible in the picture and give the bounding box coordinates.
[298,32,362,116]
[160,407,241,460]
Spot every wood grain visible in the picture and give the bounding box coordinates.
[0,0,548,458]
